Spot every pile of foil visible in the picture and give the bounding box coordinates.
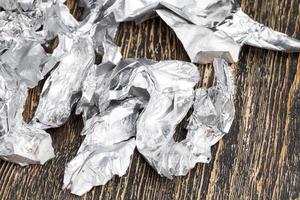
[0,0,299,196]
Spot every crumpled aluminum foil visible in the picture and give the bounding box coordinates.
[64,98,141,195]
[0,42,54,165]
[31,36,95,129]
[0,0,122,165]
[1,0,299,196]
[0,0,60,165]
[136,58,234,177]
[31,0,121,129]
[109,0,237,26]
[156,9,241,64]
[64,60,199,195]
[63,58,234,195]
[110,0,300,63]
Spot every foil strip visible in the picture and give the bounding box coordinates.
[217,10,300,52]
[185,58,235,165]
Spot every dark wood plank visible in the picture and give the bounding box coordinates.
[0,0,299,199]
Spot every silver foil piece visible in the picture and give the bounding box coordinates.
[64,98,140,196]
[0,0,35,11]
[32,1,121,129]
[111,0,300,63]
[110,0,237,26]
[0,1,60,165]
[64,59,201,195]
[0,43,54,165]
[217,10,300,52]
[156,9,241,64]
[0,0,18,10]
[32,36,95,129]
[1,0,298,194]
[184,58,235,165]
[136,58,234,177]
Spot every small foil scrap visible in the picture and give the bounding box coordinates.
[63,58,234,195]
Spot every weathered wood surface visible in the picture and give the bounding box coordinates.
[0,0,300,199]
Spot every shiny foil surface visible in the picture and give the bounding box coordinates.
[0,0,299,196]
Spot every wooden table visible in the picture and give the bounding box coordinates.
[0,0,299,199]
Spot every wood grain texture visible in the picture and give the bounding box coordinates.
[0,0,300,199]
